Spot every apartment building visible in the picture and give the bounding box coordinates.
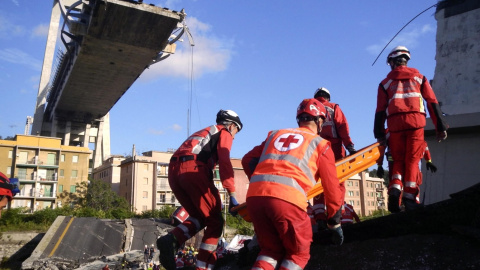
[91,155,125,194]
[103,150,249,213]
[0,135,91,211]
[343,171,387,216]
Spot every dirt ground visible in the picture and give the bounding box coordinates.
[217,183,480,270]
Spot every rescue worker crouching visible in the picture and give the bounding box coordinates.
[241,98,344,270]
[374,46,448,213]
[157,109,243,270]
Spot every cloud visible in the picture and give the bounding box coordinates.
[147,124,182,135]
[140,16,234,81]
[171,124,182,131]
[148,128,165,135]
[0,48,42,71]
[11,0,19,6]
[32,24,49,38]
[0,15,25,38]
[366,23,435,55]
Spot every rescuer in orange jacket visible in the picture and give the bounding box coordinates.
[0,172,19,218]
[157,110,243,270]
[313,87,357,160]
[340,201,360,226]
[374,46,448,213]
[241,98,344,270]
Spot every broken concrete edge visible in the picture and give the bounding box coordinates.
[124,219,133,252]
[22,216,67,269]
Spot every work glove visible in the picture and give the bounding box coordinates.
[327,224,344,245]
[436,131,447,142]
[346,145,357,156]
[228,195,239,217]
[426,161,437,173]
[376,136,387,146]
[377,165,384,178]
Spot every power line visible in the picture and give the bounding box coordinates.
[372,3,438,66]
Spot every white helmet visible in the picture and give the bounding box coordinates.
[216,109,243,131]
[387,46,410,64]
[314,87,330,99]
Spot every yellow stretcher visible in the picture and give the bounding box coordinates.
[231,142,385,222]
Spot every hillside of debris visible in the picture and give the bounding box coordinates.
[217,183,480,270]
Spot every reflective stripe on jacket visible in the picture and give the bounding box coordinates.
[246,127,331,211]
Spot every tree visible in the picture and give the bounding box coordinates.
[79,179,131,213]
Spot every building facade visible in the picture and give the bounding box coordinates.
[97,150,250,214]
[342,171,387,217]
[0,135,91,212]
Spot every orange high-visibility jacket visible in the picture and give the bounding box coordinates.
[245,126,343,217]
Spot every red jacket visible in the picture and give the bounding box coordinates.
[374,66,448,137]
[316,97,354,148]
[242,126,343,219]
[173,124,235,193]
[341,203,360,224]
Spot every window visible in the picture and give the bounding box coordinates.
[347,181,352,187]
[59,185,63,192]
[143,177,149,185]
[60,169,64,177]
[355,182,358,187]
[72,155,79,163]
[8,150,13,159]
[143,191,148,198]
[142,205,147,211]
[7,167,11,175]
[61,154,65,162]
[72,170,78,178]
[144,164,149,171]
[70,185,76,193]
[348,191,354,196]
[356,191,359,196]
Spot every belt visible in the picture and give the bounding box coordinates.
[171,155,195,162]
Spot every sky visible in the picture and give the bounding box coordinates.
[0,0,441,161]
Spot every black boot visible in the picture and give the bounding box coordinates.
[403,198,423,211]
[388,189,401,213]
[157,234,177,270]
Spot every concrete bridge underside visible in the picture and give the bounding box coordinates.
[32,0,184,167]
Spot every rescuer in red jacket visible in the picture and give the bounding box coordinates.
[313,87,357,160]
[0,172,19,218]
[374,46,448,213]
[157,110,243,270]
[241,98,344,270]
[340,201,360,226]
[377,138,437,210]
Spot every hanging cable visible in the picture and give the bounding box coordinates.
[372,3,438,66]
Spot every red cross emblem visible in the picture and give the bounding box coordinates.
[274,133,304,151]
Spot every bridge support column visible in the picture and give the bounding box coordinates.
[64,121,71,146]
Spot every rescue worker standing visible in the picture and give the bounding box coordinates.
[374,46,448,213]
[312,87,356,229]
[157,109,243,270]
[241,99,344,270]
[313,87,357,160]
